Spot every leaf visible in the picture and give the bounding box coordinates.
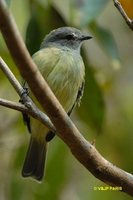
[26,1,66,55]
[72,0,109,27]
[90,22,120,69]
[25,15,42,55]
[5,0,11,6]
[77,52,105,133]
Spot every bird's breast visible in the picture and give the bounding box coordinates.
[33,47,85,112]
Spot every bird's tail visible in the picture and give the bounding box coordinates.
[22,136,47,181]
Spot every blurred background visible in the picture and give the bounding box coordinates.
[0,0,133,199]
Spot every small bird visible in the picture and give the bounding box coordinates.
[22,27,92,181]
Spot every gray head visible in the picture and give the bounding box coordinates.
[40,27,92,50]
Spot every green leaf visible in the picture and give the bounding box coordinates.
[77,52,105,133]
[72,0,108,27]
[90,22,120,69]
[26,1,66,55]
[5,0,11,6]
[26,15,42,55]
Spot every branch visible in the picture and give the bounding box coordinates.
[113,0,133,30]
[0,57,55,132]
[0,98,28,112]
[0,0,133,196]
[0,97,55,132]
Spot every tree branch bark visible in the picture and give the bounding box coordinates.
[0,57,55,132]
[113,0,133,31]
[0,0,133,196]
[0,96,55,131]
[0,98,28,112]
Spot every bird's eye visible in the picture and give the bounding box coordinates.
[65,33,76,40]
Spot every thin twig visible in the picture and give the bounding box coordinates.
[0,56,24,96]
[0,98,28,112]
[0,57,55,131]
[1,0,133,196]
[0,97,55,131]
[113,0,133,30]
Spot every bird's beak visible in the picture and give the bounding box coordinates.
[80,35,92,41]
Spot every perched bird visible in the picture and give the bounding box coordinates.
[22,27,92,181]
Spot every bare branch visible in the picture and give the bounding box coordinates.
[0,56,24,96]
[0,98,28,112]
[113,0,133,30]
[0,57,55,131]
[0,0,133,196]
[0,97,55,131]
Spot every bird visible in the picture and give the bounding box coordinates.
[22,26,92,181]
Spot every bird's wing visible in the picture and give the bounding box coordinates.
[67,81,85,116]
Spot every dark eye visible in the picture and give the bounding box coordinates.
[65,33,76,40]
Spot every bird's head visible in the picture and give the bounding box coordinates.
[41,27,92,50]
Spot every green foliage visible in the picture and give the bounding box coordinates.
[5,0,11,6]
[26,0,66,54]
[72,0,109,27]
[90,21,120,69]
[77,59,104,133]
